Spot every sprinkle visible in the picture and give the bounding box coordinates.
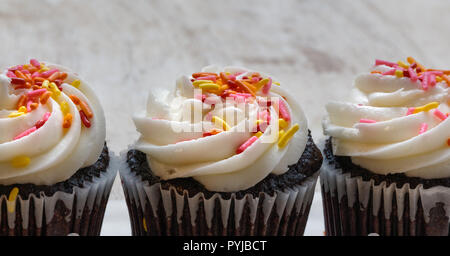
[192,72,218,78]
[14,70,28,80]
[408,68,418,82]
[30,59,40,68]
[397,61,409,69]
[6,71,16,78]
[395,69,404,78]
[256,78,270,90]
[80,110,92,128]
[8,111,25,118]
[40,69,59,78]
[436,76,443,83]
[278,118,289,129]
[60,101,70,115]
[433,109,447,121]
[42,79,50,88]
[8,188,19,202]
[261,78,272,94]
[59,72,68,81]
[35,112,51,129]
[79,100,94,118]
[63,113,73,129]
[192,80,213,87]
[27,89,47,98]
[69,95,81,105]
[16,95,27,109]
[211,116,230,131]
[71,80,81,88]
[203,129,222,137]
[235,80,256,97]
[199,83,220,91]
[375,59,397,67]
[413,102,439,114]
[273,82,280,86]
[421,73,429,90]
[371,70,382,74]
[14,126,37,140]
[278,124,300,148]
[40,91,52,104]
[419,123,428,134]
[382,69,396,76]
[196,75,217,82]
[48,72,60,82]
[143,218,148,232]
[236,136,258,154]
[443,75,450,86]
[429,74,436,87]
[278,100,291,122]
[360,119,377,123]
[255,131,263,138]
[49,82,61,97]
[11,156,31,168]
[406,108,415,115]
[11,77,26,85]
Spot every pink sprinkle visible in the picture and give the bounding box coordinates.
[262,78,272,95]
[228,75,236,81]
[252,77,259,83]
[382,69,396,76]
[6,71,16,78]
[278,99,291,122]
[21,69,30,75]
[236,136,258,154]
[408,68,418,82]
[14,126,37,140]
[375,59,397,67]
[196,76,217,82]
[426,71,444,76]
[406,108,415,116]
[429,74,436,87]
[234,72,245,76]
[27,89,47,98]
[43,112,51,121]
[360,119,377,124]
[235,93,252,98]
[26,101,35,112]
[258,110,271,123]
[422,73,429,91]
[31,72,40,78]
[419,123,428,134]
[30,59,41,68]
[40,69,59,78]
[434,109,447,121]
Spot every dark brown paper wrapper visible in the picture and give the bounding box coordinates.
[120,161,319,236]
[0,166,116,236]
[320,162,450,236]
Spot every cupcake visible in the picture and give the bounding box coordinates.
[120,66,322,236]
[0,59,116,236]
[322,57,450,236]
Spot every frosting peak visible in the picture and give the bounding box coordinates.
[134,66,309,192]
[323,57,450,179]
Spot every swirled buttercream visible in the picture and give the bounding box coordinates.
[0,59,106,185]
[323,58,450,179]
[134,66,308,192]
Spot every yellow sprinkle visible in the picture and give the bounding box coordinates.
[23,64,30,69]
[18,106,27,113]
[60,101,70,115]
[256,78,270,90]
[49,82,61,98]
[212,116,231,131]
[38,67,50,73]
[278,119,288,130]
[397,61,409,69]
[436,76,443,83]
[278,130,285,139]
[273,82,281,86]
[11,156,31,168]
[8,188,19,202]
[71,80,81,88]
[192,80,213,87]
[199,83,220,91]
[413,102,440,114]
[278,124,300,148]
[255,119,264,125]
[8,112,25,118]
[42,80,50,89]
[395,69,404,78]
[225,72,231,75]
[255,131,263,138]
[143,218,148,232]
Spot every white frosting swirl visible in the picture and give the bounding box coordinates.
[133,66,308,192]
[0,63,106,185]
[323,65,450,179]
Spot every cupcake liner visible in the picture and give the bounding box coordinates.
[320,158,450,236]
[0,162,117,236]
[119,152,319,236]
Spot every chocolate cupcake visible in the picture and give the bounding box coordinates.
[321,57,450,236]
[0,59,116,236]
[120,66,322,236]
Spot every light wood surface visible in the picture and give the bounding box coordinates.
[1,0,450,203]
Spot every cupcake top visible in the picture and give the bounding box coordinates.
[133,66,308,192]
[0,59,106,185]
[323,57,450,179]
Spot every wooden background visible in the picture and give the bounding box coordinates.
[1,0,449,235]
